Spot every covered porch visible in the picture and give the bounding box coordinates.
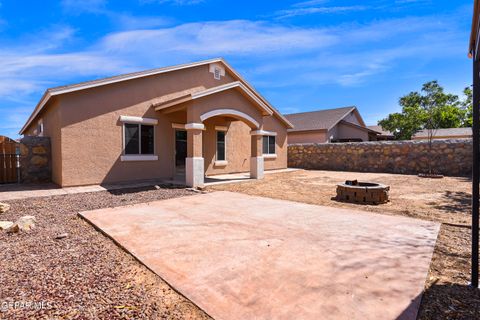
[153,81,280,188]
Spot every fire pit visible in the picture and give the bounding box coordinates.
[336,180,390,205]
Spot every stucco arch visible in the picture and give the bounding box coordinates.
[199,109,260,129]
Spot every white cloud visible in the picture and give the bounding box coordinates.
[98,20,338,57]
[292,0,329,8]
[275,5,368,19]
[114,14,172,29]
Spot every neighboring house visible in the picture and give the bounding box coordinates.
[20,58,293,188]
[285,106,379,143]
[412,127,472,140]
[366,125,395,141]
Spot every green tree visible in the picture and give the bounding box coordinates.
[378,81,463,140]
[461,86,473,127]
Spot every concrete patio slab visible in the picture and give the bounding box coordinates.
[80,191,440,320]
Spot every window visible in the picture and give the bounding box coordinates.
[37,119,44,136]
[216,131,226,161]
[124,123,155,155]
[262,136,276,155]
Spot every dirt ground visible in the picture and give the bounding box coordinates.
[0,185,210,320]
[208,169,480,319]
[2,170,479,319]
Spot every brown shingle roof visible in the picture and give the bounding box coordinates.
[284,106,357,132]
[367,125,393,136]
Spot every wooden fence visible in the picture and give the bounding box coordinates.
[0,136,19,184]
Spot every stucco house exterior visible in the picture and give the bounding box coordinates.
[20,58,293,188]
[285,107,379,144]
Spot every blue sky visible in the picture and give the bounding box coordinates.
[0,0,473,138]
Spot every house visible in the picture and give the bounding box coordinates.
[285,106,379,143]
[19,58,293,188]
[366,125,395,141]
[412,127,472,140]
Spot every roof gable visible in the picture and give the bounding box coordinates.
[153,81,273,116]
[20,58,292,134]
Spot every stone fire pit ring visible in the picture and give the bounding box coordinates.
[336,180,390,205]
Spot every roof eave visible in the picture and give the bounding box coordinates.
[19,90,51,135]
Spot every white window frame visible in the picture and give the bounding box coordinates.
[215,127,228,166]
[262,135,277,158]
[120,116,158,161]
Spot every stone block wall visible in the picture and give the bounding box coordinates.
[19,136,52,183]
[288,139,472,177]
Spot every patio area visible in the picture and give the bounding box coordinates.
[80,191,439,320]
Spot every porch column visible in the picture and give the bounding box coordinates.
[185,123,205,188]
[250,131,264,179]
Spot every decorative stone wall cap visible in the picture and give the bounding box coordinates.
[185,123,206,130]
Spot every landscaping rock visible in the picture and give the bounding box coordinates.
[54,233,68,240]
[0,202,11,213]
[15,215,36,231]
[6,224,19,233]
[30,155,48,167]
[0,221,14,230]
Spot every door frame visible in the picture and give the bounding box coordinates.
[173,128,187,176]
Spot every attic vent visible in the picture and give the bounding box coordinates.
[209,63,225,80]
[214,68,221,80]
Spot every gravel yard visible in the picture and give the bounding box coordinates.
[208,169,480,319]
[0,185,210,319]
[1,169,479,319]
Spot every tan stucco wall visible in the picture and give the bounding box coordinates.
[28,63,287,186]
[288,130,328,144]
[203,120,250,175]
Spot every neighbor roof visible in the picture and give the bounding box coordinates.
[413,127,472,139]
[20,58,293,134]
[284,106,363,132]
[367,125,394,136]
